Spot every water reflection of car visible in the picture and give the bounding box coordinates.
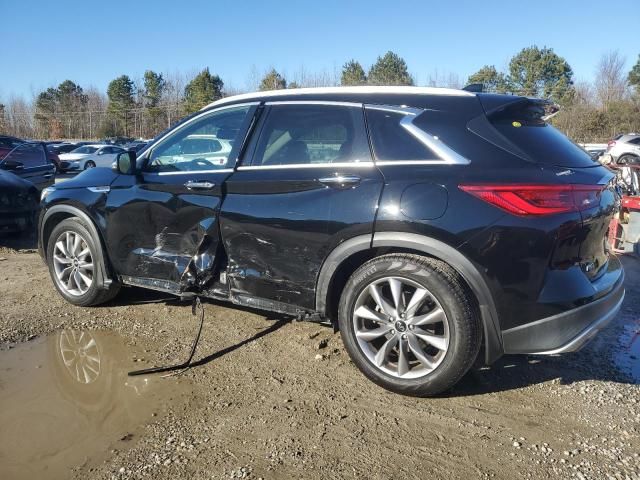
[58,144,125,172]
[48,329,153,412]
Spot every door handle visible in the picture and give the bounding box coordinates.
[318,174,361,188]
[184,180,216,190]
[44,174,53,178]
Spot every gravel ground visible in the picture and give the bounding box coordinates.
[0,234,638,480]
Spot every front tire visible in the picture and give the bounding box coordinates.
[46,218,120,306]
[84,161,96,170]
[338,254,481,396]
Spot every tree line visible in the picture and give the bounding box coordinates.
[1,47,639,142]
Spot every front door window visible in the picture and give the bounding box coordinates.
[147,105,252,173]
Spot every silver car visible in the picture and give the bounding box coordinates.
[605,133,640,165]
[58,144,125,172]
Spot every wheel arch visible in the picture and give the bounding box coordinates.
[315,232,503,364]
[40,204,114,289]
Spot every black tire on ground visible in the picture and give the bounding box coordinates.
[338,253,481,397]
[46,217,120,306]
[84,161,96,169]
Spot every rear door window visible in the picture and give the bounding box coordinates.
[489,100,597,168]
[365,107,438,162]
[251,104,371,166]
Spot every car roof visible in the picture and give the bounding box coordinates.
[201,85,476,111]
[620,134,640,142]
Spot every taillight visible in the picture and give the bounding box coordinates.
[459,184,603,216]
[606,140,616,151]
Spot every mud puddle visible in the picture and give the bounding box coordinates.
[0,329,187,479]
[614,318,640,382]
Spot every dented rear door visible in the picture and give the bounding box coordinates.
[219,102,384,309]
[105,103,258,290]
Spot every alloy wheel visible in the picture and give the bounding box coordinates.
[352,276,450,379]
[52,231,94,296]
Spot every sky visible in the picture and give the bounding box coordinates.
[1,0,639,100]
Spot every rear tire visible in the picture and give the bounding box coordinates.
[338,254,481,396]
[46,218,120,306]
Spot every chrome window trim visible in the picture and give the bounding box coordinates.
[365,104,471,166]
[151,168,235,176]
[265,100,362,107]
[237,162,374,171]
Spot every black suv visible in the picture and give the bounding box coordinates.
[38,86,624,396]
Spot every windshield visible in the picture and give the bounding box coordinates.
[71,146,98,154]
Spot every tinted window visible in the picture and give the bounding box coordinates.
[148,105,251,172]
[3,143,46,168]
[628,137,640,145]
[251,104,371,166]
[489,101,597,168]
[0,137,23,149]
[365,108,438,161]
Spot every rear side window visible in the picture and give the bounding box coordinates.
[251,104,371,166]
[627,137,640,145]
[489,101,597,168]
[365,108,438,162]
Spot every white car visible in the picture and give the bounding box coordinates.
[58,144,125,172]
[151,135,233,169]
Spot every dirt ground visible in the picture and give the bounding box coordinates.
[0,233,638,480]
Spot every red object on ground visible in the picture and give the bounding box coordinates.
[622,196,640,211]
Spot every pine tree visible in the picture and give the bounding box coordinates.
[183,68,224,114]
[368,51,413,86]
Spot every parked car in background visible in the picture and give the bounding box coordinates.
[0,135,25,160]
[124,141,149,153]
[48,142,79,155]
[102,136,134,146]
[605,133,640,165]
[47,149,61,172]
[38,86,623,397]
[0,169,39,234]
[57,144,125,172]
[0,142,55,189]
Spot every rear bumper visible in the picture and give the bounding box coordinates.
[502,264,625,354]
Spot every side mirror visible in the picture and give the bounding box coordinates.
[1,159,24,170]
[113,151,137,175]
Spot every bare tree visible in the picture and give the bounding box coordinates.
[245,65,261,93]
[594,51,628,110]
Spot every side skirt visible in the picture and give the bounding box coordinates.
[120,275,326,322]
